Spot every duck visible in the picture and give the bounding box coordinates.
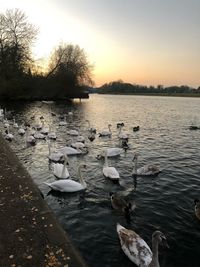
[194,199,200,220]
[116,224,167,267]
[86,119,96,133]
[133,126,140,132]
[103,151,120,181]
[88,132,95,142]
[44,163,87,192]
[99,124,112,137]
[110,192,132,219]
[52,155,70,179]
[132,153,160,176]
[117,122,124,128]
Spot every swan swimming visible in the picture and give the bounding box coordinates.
[52,155,70,179]
[97,147,123,159]
[103,151,120,180]
[132,153,160,176]
[47,140,64,162]
[44,163,87,192]
[99,124,112,137]
[117,224,167,267]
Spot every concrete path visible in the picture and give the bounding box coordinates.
[0,134,88,267]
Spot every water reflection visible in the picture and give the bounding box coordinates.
[1,95,200,267]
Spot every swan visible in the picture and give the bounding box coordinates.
[194,199,200,220]
[52,155,70,179]
[99,124,112,137]
[110,192,132,219]
[41,122,49,135]
[34,132,46,139]
[67,129,79,136]
[132,154,160,176]
[118,125,128,141]
[44,163,87,192]
[57,146,87,155]
[76,135,85,143]
[103,152,120,180]
[86,120,96,133]
[71,141,86,149]
[18,127,26,136]
[97,148,123,159]
[5,126,14,141]
[48,126,57,140]
[47,141,64,162]
[13,118,19,128]
[117,224,167,267]
[25,128,36,145]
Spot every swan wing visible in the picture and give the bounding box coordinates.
[53,163,70,179]
[58,146,82,155]
[137,165,160,176]
[107,148,123,157]
[117,224,152,267]
[103,167,120,179]
[44,179,84,192]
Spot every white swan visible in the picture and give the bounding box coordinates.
[67,129,79,136]
[57,146,86,155]
[71,142,86,149]
[99,124,112,137]
[118,125,128,140]
[44,163,87,192]
[48,125,57,140]
[132,154,160,176]
[97,148,123,159]
[103,152,120,180]
[47,141,64,162]
[41,122,49,135]
[5,126,14,141]
[25,128,36,145]
[117,224,167,267]
[34,132,46,139]
[76,135,85,143]
[52,155,70,179]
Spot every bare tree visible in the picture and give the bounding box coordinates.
[46,43,94,87]
[0,9,38,79]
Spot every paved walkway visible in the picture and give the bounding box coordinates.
[0,134,88,267]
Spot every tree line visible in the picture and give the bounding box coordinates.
[95,80,200,96]
[0,9,93,100]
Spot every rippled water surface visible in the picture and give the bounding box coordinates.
[1,94,200,267]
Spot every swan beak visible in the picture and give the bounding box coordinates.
[162,235,169,248]
[83,164,87,169]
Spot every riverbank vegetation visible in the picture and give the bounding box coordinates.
[0,9,93,100]
[95,80,200,97]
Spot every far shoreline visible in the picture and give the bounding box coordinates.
[96,92,200,98]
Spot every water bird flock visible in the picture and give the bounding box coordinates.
[0,103,198,266]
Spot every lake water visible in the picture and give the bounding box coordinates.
[1,94,200,267]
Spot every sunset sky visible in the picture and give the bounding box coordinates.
[1,0,200,87]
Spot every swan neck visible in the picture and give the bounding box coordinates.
[151,238,159,265]
[78,166,86,187]
[104,154,108,167]
[48,143,51,155]
[108,125,111,132]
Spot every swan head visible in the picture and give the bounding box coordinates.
[152,231,169,247]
